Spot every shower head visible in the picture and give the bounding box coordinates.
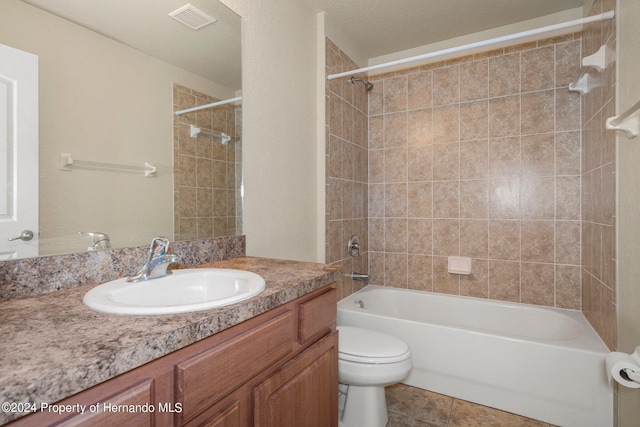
[349,76,374,91]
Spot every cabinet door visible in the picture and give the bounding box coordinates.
[175,310,294,425]
[8,374,173,427]
[253,331,338,427]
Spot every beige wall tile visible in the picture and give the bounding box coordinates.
[520,177,555,220]
[368,183,384,218]
[488,260,520,302]
[489,136,521,177]
[521,90,555,134]
[408,109,433,144]
[521,134,554,176]
[460,100,489,141]
[433,66,460,106]
[460,180,488,219]
[408,255,433,291]
[556,131,581,175]
[460,60,488,102]
[556,221,581,265]
[489,95,521,137]
[369,115,384,149]
[489,53,520,97]
[556,176,581,220]
[368,218,384,253]
[385,253,408,288]
[521,220,555,263]
[433,105,460,143]
[385,183,408,217]
[460,140,489,180]
[385,218,408,253]
[488,220,521,261]
[460,258,489,298]
[488,178,520,219]
[555,265,581,309]
[433,142,460,180]
[433,181,459,218]
[384,148,408,182]
[556,90,581,132]
[433,256,460,294]
[368,149,384,183]
[408,182,433,218]
[521,46,555,92]
[408,145,433,181]
[460,220,489,258]
[385,112,408,147]
[555,40,582,88]
[384,76,408,113]
[433,219,460,256]
[521,262,555,306]
[408,71,432,110]
[408,219,432,255]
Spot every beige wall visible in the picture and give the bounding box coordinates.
[0,0,233,255]
[220,0,320,262]
[616,0,640,422]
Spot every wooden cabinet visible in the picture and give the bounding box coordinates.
[9,284,337,427]
[254,332,338,427]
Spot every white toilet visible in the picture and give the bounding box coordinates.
[337,326,412,427]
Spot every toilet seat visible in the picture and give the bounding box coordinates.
[338,326,411,364]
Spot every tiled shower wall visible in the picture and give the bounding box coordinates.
[581,0,616,350]
[173,84,242,241]
[326,34,588,308]
[325,39,369,299]
[367,36,583,309]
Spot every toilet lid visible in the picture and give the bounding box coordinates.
[337,326,411,364]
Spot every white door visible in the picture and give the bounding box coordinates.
[0,43,38,259]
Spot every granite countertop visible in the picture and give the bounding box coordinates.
[0,256,339,425]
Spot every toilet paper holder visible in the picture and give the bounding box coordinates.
[607,346,640,388]
[620,368,640,384]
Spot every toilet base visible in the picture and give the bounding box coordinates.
[340,384,388,427]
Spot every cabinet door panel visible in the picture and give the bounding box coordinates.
[176,310,294,424]
[254,332,338,427]
[298,287,337,345]
[60,379,155,427]
[197,400,240,427]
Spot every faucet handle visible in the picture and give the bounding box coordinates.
[347,234,360,257]
[79,231,111,251]
[149,236,171,256]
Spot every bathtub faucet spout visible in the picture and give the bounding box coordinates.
[346,272,369,283]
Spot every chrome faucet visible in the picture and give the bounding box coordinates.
[346,272,369,283]
[79,231,111,251]
[126,237,179,283]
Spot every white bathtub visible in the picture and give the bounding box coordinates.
[337,285,612,427]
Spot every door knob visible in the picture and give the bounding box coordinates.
[8,230,34,241]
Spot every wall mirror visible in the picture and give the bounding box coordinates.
[0,0,242,261]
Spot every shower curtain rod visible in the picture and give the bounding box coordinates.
[327,11,614,80]
[174,96,242,116]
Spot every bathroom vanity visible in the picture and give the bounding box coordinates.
[0,257,339,426]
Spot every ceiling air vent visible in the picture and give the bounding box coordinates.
[169,3,216,30]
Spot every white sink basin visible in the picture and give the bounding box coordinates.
[83,268,266,315]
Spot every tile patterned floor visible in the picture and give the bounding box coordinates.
[386,384,557,427]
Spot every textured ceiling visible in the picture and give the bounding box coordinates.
[20,0,586,90]
[304,0,584,59]
[20,0,241,90]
